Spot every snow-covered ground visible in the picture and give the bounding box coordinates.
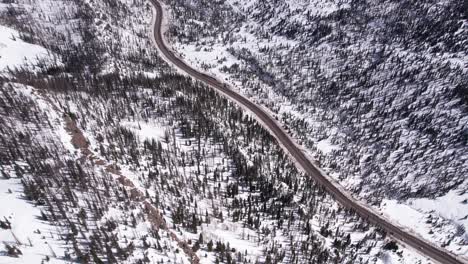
[121,120,169,141]
[0,20,70,262]
[1,0,465,263]
[0,25,59,73]
[382,186,468,257]
[316,138,339,155]
[163,0,468,260]
[0,176,67,264]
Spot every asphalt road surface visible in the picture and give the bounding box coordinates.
[148,0,466,263]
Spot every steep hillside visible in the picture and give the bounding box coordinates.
[0,0,447,263]
[164,0,468,258]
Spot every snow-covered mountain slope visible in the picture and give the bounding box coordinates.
[0,20,70,261]
[0,25,60,73]
[163,0,468,259]
[0,82,76,263]
[0,0,465,263]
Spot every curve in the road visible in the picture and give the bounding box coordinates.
[148,1,466,263]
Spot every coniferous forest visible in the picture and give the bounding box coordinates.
[0,0,466,263]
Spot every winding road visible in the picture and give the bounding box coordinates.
[148,0,466,263]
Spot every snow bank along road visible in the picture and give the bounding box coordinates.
[148,0,466,263]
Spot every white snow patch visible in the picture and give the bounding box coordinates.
[0,178,67,263]
[0,25,59,73]
[410,188,468,239]
[120,120,169,141]
[381,195,468,258]
[316,138,338,154]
